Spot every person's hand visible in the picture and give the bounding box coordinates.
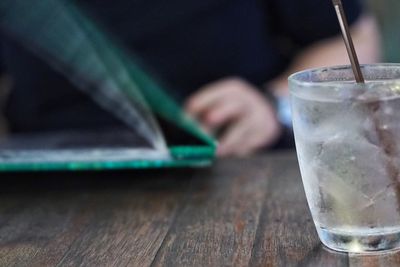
[185,77,282,157]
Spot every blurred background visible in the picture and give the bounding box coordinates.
[0,74,10,135]
[0,0,398,153]
[368,0,400,62]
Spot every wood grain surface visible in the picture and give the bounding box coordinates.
[0,151,399,267]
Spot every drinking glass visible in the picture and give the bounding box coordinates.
[290,64,400,253]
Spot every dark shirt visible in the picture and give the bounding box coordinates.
[0,0,361,132]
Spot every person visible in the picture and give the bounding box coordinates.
[0,0,380,156]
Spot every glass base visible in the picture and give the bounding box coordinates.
[317,227,400,253]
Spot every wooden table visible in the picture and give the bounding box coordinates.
[1,151,399,266]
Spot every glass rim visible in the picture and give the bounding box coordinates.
[288,63,400,88]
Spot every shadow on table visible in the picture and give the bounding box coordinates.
[297,243,400,266]
[296,243,347,267]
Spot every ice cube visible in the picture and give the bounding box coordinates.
[317,130,394,194]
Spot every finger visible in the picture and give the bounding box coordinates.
[217,110,282,157]
[217,120,249,157]
[235,131,269,157]
[203,100,243,128]
[238,115,282,156]
[185,85,231,116]
[218,122,267,157]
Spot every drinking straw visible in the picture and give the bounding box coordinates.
[332,0,365,83]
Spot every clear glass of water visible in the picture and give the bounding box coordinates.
[289,64,400,253]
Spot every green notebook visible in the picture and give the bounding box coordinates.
[0,0,217,171]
